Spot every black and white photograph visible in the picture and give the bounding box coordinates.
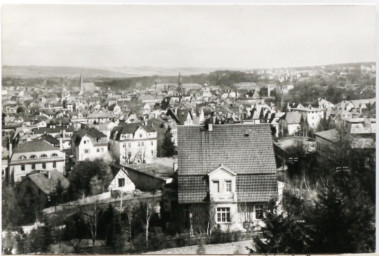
[1,3,376,254]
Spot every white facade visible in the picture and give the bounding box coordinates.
[75,135,108,161]
[110,126,157,165]
[108,169,136,192]
[10,149,65,182]
[207,165,265,231]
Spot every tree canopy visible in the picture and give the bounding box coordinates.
[68,159,113,200]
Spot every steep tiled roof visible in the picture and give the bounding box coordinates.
[28,170,69,195]
[178,176,209,203]
[178,124,277,204]
[38,134,60,146]
[237,174,277,202]
[13,140,57,153]
[178,124,276,176]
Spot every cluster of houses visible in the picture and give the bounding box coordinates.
[2,72,376,233]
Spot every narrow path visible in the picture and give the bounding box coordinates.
[145,240,255,254]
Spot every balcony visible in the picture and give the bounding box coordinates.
[210,192,237,203]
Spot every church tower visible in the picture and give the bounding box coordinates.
[79,74,84,94]
[177,72,183,95]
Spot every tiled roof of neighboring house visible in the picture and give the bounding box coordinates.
[178,124,276,176]
[27,170,69,195]
[13,140,58,154]
[38,134,60,146]
[314,129,339,143]
[33,126,75,135]
[178,124,277,204]
[111,122,156,140]
[285,112,302,124]
[237,174,278,202]
[178,175,209,203]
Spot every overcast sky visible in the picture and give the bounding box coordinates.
[2,5,376,69]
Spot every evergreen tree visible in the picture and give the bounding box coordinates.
[161,128,176,157]
[253,196,312,254]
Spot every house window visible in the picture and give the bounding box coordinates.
[213,180,220,193]
[225,180,232,192]
[51,153,58,157]
[140,134,142,138]
[216,208,231,223]
[97,148,100,153]
[255,205,264,219]
[151,150,154,155]
[84,149,89,154]
[123,144,126,148]
[19,155,27,160]
[32,164,35,170]
[138,142,140,146]
[84,140,86,144]
[151,141,154,146]
[21,165,25,171]
[53,162,56,168]
[118,178,125,187]
[42,163,46,169]
[30,155,37,159]
[40,154,47,158]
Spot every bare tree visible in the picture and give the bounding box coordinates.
[140,202,155,248]
[79,201,104,249]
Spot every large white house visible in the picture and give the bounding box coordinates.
[109,122,157,165]
[9,140,66,182]
[71,128,109,162]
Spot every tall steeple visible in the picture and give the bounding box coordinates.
[177,72,183,95]
[79,74,84,94]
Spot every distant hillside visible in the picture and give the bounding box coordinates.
[2,65,219,78]
[2,66,133,78]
